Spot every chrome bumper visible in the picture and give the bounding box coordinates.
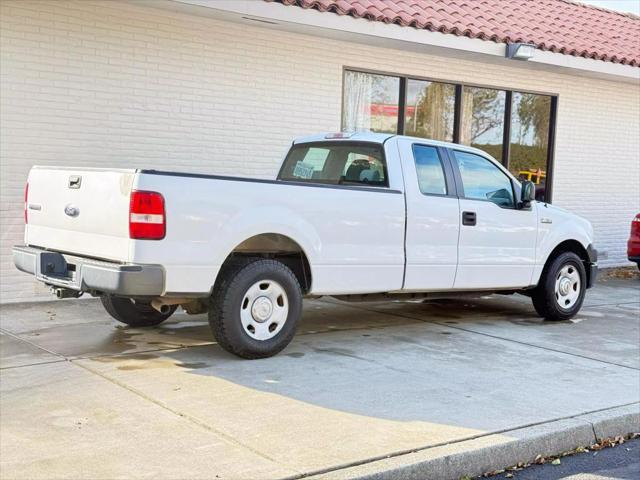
[12,245,165,296]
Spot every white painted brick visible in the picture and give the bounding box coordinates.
[1,0,639,303]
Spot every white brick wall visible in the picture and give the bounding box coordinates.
[1,0,639,303]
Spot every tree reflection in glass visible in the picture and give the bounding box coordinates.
[405,79,455,141]
[510,93,551,201]
[460,86,506,160]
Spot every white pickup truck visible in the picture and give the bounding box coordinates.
[14,132,597,358]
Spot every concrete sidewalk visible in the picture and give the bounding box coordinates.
[1,278,639,479]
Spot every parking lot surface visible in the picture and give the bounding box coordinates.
[1,278,638,479]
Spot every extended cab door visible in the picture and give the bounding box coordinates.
[398,138,460,290]
[448,149,537,289]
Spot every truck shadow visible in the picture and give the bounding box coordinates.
[86,294,611,423]
[88,291,638,434]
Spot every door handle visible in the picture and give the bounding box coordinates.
[462,211,476,226]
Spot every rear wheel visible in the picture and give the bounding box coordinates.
[101,295,176,327]
[209,258,302,359]
[531,252,586,321]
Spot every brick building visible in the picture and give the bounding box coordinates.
[1,0,639,302]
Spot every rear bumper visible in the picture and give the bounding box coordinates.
[13,245,165,296]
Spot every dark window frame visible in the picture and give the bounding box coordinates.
[341,67,558,203]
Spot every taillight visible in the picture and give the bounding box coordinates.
[24,182,29,224]
[129,190,165,240]
[632,215,640,234]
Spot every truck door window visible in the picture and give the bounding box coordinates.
[278,143,388,188]
[453,150,515,208]
[412,145,447,195]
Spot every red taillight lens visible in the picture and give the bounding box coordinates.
[632,214,640,235]
[24,182,29,224]
[129,190,165,240]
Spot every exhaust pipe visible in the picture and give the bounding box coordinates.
[151,297,191,314]
[151,300,171,314]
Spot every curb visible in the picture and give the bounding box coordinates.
[308,403,640,480]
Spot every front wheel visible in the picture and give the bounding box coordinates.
[101,295,176,327]
[209,258,302,359]
[531,252,586,321]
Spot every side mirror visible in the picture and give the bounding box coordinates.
[520,181,535,208]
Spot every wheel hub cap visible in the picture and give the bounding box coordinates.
[240,280,289,341]
[559,278,571,296]
[251,296,273,322]
[554,264,581,310]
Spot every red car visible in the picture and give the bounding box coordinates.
[628,213,640,270]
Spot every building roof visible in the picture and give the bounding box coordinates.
[268,0,640,66]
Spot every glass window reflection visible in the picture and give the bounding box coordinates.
[460,86,506,160]
[510,92,551,201]
[405,79,455,141]
[454,151,515,208]
[413,145,447,195]
[342,70,399,134]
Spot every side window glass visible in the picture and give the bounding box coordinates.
[412,145,447,195]
[454,151,515,208]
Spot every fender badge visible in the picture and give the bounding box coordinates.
[541,218,552,224]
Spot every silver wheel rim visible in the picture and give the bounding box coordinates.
[554,264,581,309]
[240,280,289,341]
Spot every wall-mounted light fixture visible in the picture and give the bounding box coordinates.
[505,43,536,60]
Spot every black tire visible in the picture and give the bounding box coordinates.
[101,295,176,327]
[209,258,302,359]
[531,251,586,321]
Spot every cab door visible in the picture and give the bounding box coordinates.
[449,149,537,289]
[399,138,460,291]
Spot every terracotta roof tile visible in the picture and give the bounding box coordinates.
[267,0,640,66]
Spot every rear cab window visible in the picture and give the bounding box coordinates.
[278,142,388,188]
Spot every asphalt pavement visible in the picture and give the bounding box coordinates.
[487,438,640,480]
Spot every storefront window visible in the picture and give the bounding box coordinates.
[509,93,551,201]
[342,70,399,133]
[341,70,556,201]
[404,79,455,141]
[460,86,506,160]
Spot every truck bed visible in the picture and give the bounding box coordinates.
[24,166,406,296]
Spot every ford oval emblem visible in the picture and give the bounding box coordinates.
[64,204,79,217]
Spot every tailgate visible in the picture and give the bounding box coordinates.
[25,166,136,262]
